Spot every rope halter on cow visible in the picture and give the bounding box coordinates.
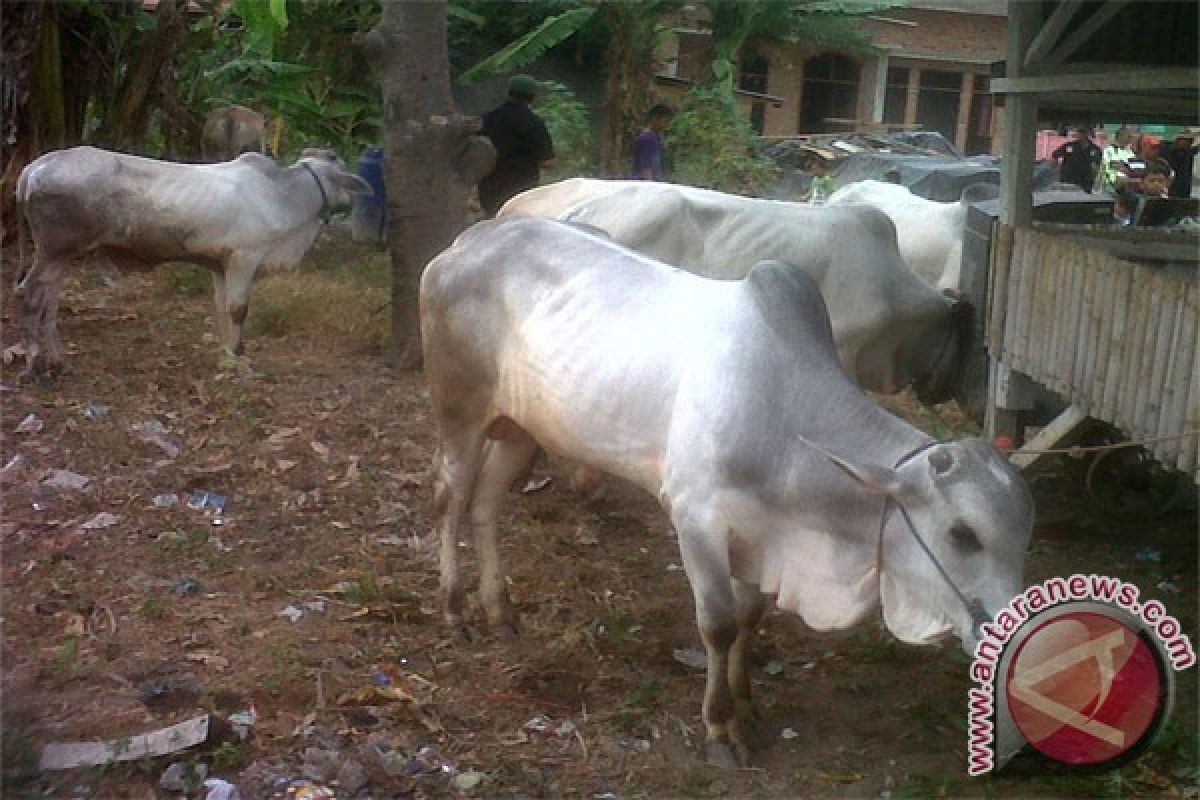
[300,161,333,224]
[891,441,991,635]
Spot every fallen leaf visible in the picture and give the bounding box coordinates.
[81,512,120,530]
[310,441,330,460]
[184,652,230,671]
[266,427,301,447]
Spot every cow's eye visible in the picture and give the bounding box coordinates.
[950,524,982,554]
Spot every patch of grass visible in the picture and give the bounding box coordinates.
[52,637,85,684]
[212,741,253,771]
[626,679,663,710]
[159,264,211,297]
[248,271,388,353]
[138,597,166,621]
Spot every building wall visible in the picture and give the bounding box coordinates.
[674,9,1007,153]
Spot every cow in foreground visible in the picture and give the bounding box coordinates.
[827,179,968,295]
[16,146,370,375]
[500,178,967,402]
[202,105,268,161]
[421,217,1034,766]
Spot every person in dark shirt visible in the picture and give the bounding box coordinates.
[1051,126,1102,193]
[478,75,556,217]
[1162,128,1198,198]
[631,104,674,180]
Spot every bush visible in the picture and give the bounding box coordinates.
[666,85,776,194]
[536,80,596,181]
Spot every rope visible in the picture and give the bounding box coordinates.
[1000,429,1200,456]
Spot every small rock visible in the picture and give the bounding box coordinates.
[203,778,243,800]
[84,403,111,420]
[16,413,44,434]
[0,454,25,485]
[781,727,799,740]
[280,605,304,623]
[302,747,339,782]
[336,759,369,793]
[42,469,92,492]
[454,771,485,792]
[672,647,707,670]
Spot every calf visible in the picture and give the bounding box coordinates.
[16,146,370,375]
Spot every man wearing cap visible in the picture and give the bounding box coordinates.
[1162,128,1199,198]
[478,75,556,217]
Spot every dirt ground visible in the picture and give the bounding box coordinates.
[2,227,1196,799]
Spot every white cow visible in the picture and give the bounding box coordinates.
[421,217,1034,767]
[827,179,968,295]
[16,146,370,375]
[500,178,967,403]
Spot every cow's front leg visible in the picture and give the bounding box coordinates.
[217,257,257,356]
[470,426,538,636]
[675,517,747,767]
[730,578,768,748]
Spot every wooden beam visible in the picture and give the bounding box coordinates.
[992,67,1199,94]
[1037,92,1199,122]
[1023,0,1084,70]
[1043,0,1134,67]
[1010,404,1090,470]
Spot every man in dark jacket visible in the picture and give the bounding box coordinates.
[1051,126,1102,193]
[478,75,556,217]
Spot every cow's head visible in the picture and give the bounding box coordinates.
[812,438,1033,654]
[296,150,373,210]
[912,297,973,406]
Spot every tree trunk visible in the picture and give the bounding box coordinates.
[96,0,187,149]
[363,0,495,370]
[0,0,66,246]
[598,4,655,177]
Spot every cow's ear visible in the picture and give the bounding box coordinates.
[798,436,903,495]
[334,173,373,195]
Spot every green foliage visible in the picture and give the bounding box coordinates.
[666,85,775,194]
[458,7,596,85]
[536,81,596,180]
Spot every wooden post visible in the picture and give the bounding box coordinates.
[904,68,920,127]
[871,53,889,125]
[955,71,973,153]
[986,0,1041,443]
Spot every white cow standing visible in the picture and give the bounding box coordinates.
[500,178,968,403]
[16,146,370,375]
[827,179,969,296]
[421,216,1034,767]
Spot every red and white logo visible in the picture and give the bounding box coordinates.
[1005,611,1165,766]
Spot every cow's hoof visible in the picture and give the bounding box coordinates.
[704,739,748,769]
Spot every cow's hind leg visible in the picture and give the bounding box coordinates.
[729,578,769,748]
[20,257,67,377]
[433,428,488,636]
[472,419,538,636]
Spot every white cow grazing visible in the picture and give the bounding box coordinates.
[827,179,968,295]
[421,217,1033,767]
[16,146,370,375]
[500,178,967,403]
